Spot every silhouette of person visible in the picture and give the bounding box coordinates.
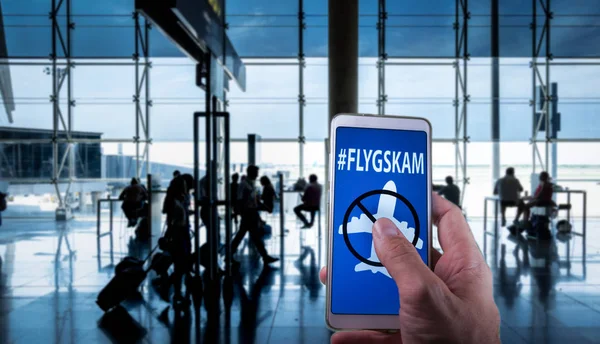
[198,175,209,228]
[436,176,461,208]
[231,173,240,224]
[294,174,322,228]
[0,191,7,228]
[119,178,148,227]
[514,171,554,224]
[162,176,191,306]
[494,167,524,226]
[230,165,279,265]
[258,176,276,213]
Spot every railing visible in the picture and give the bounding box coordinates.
[96,197,120,268]
[482,189,588,261]
[96,197,121,240]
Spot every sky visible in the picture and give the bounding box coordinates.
[1,0,600,169]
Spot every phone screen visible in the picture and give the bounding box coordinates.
[331,126,429,315]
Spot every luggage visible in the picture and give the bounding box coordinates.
[150,252,173,276]
[261,223,273,240]
[135,217,151,241]
[96,264,147,312]
[527,215,551,240]
[115,257,144,275]
[556,219,572,234]
[96,245,159,312]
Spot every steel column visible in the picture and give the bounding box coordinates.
[491,0,500,183]
[531,0,552,175]
[51,0,74,213]
[298,0,306,177]
[134,13,152,178]
[377,0,387,116]
[455,0,470,206]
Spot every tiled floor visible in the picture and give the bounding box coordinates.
[0,213,599,343]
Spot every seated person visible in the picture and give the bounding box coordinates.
[494,167,524,226]
[435,176,461,208]
[258,176,276,213]
[119,177,148,227]
[294,174,322,229]
[513,171,554,225]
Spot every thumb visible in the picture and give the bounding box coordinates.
[373,218,436,302]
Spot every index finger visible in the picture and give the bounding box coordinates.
[432,193,478,255]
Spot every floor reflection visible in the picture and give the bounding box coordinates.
[486,220,599,344]
[0,216,599,343]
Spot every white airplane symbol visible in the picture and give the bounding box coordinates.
[338,180,423,279]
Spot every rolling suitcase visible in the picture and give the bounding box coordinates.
[96,245,159,312]
[150,251,173,276]
[96,264,147,312]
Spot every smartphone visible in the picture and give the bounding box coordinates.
[326,114,432,330]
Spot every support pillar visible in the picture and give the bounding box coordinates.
[377,0,387,116]
[491,0,500,183]
[328,0,358,125]
[298,0,306,177]
[454,0,470,206]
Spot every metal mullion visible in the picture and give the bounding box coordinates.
[456,105,465,137]
[538,0,548,15]
[53,182,64,207]
[298,0,305,178]
[455,0,460,184]
[66,0,74,186]
[384,61,455,66]
[534,144,545,168]
[462,0,469,202]
[545,0,552,175]
[457,66,465,93]
[534,67,547,96]
[137,68,147,95]
[145,20,151,174]
[535,24,546,57]
[55,23,68,57]
[56,144,71,178]
[51,0,61,207]
[137,104,147,135]
[134,12,141,179]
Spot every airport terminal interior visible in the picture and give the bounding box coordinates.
[1,0,600,343]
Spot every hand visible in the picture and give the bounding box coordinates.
[321,193,500,344]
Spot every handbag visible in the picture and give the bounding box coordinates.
[259,219,273,239]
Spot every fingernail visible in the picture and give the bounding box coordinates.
[374,219,401,238]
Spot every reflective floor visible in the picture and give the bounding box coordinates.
[0,213,599,343]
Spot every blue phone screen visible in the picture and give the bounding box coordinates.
[331,126,429,315]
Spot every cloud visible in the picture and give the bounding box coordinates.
[338,213,373,234]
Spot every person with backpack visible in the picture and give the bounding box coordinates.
[119,178,148,227]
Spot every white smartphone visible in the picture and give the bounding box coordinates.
[326,114,432,330]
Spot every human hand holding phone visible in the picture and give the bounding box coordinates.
[321,194,501,344]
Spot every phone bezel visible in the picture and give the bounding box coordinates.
[326,113,433,331]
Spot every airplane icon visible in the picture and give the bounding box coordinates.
[338,180,423,279]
